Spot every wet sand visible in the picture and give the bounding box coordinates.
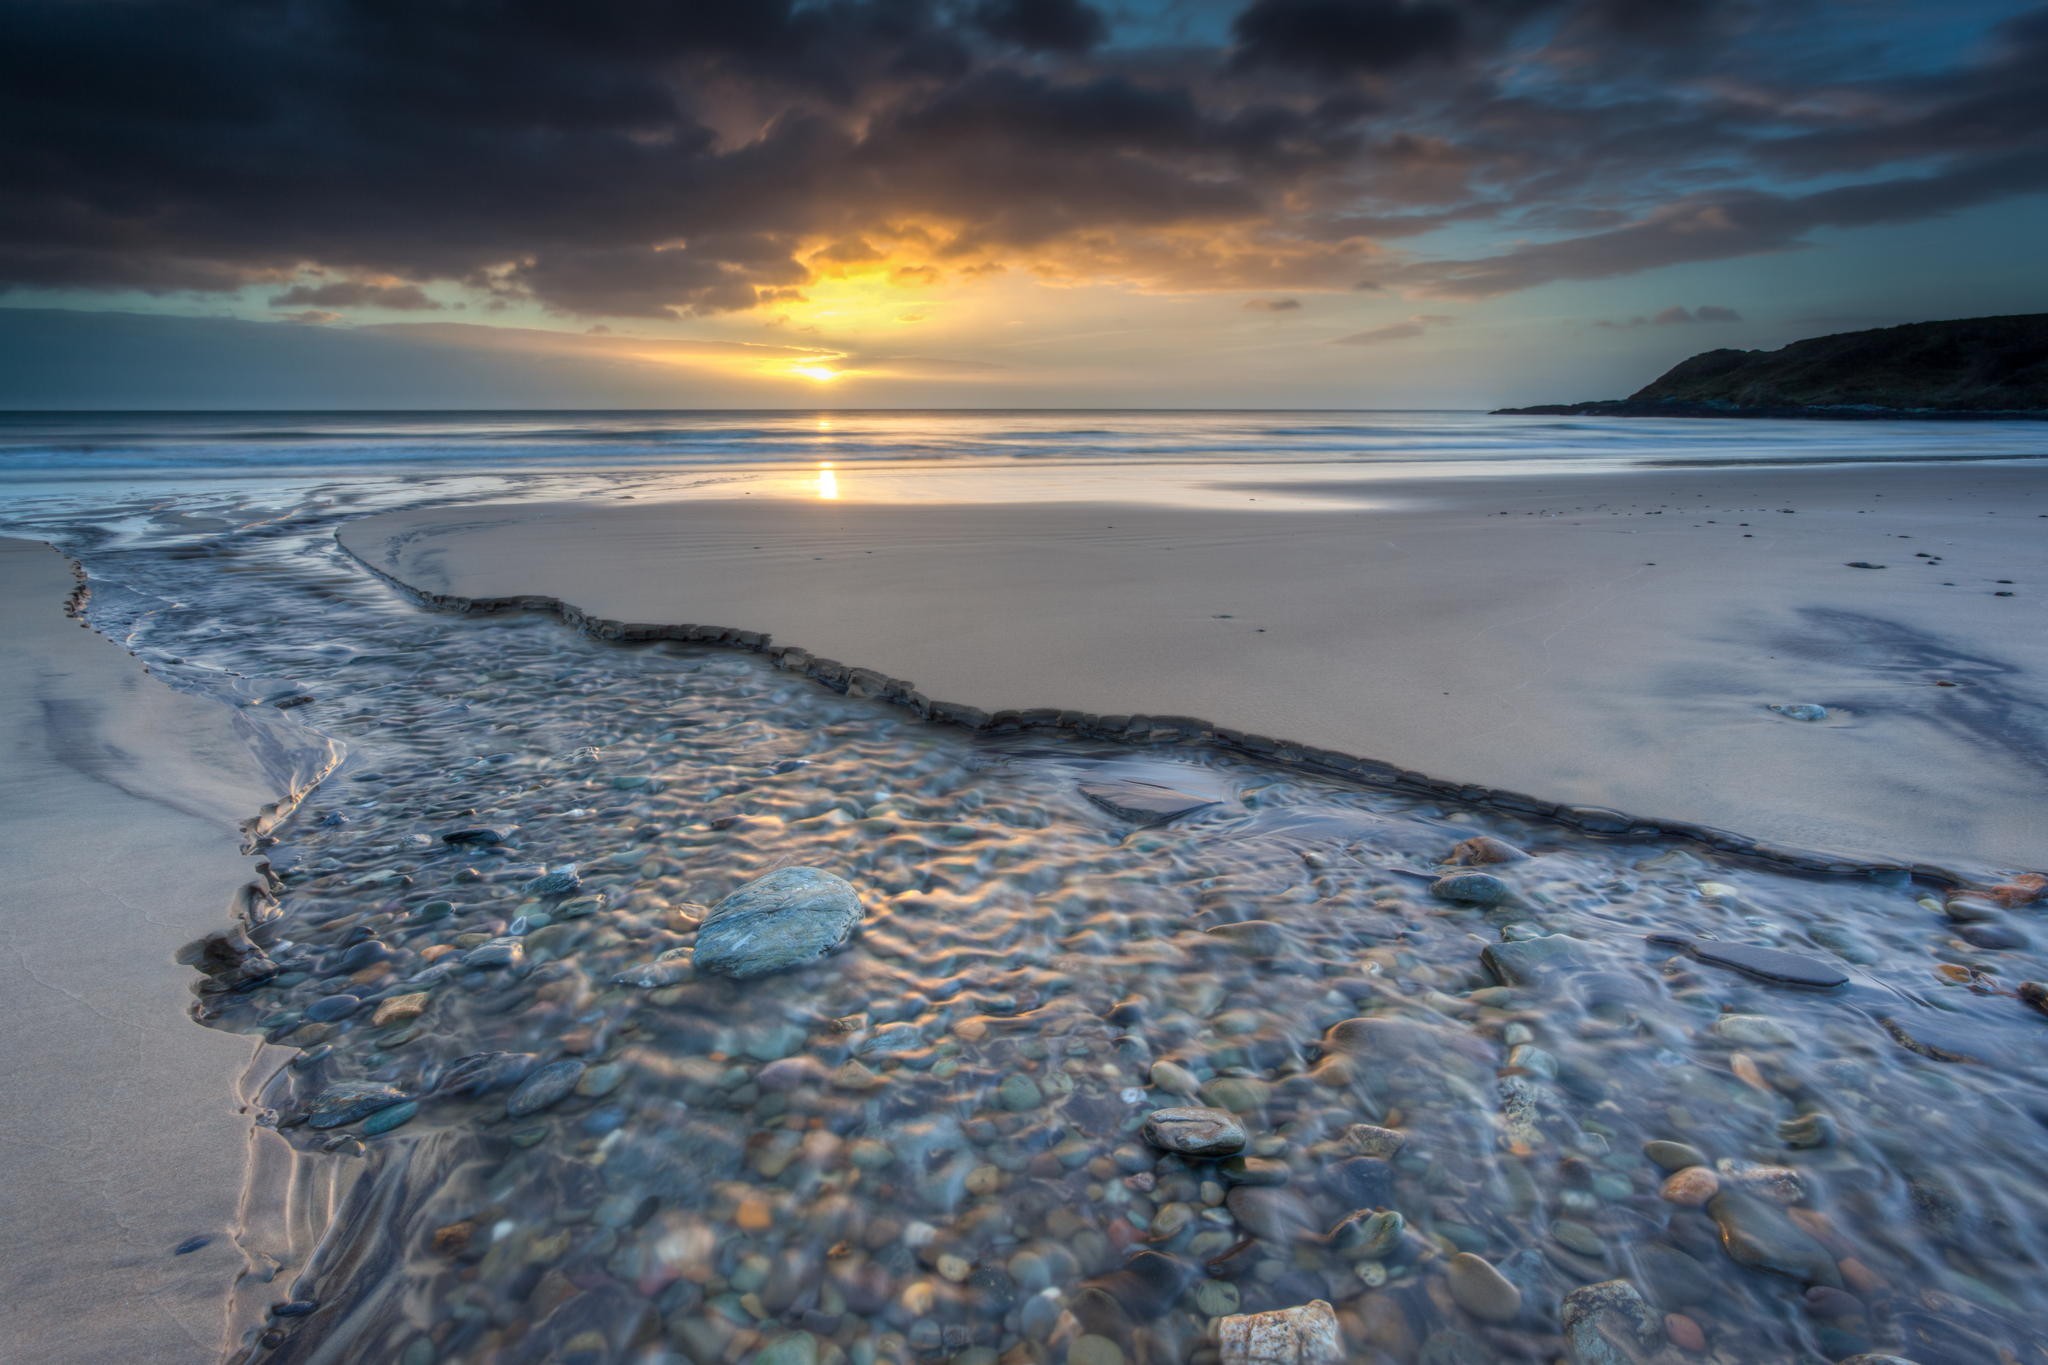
[0,538,295,1362]
[341,460,2048,876]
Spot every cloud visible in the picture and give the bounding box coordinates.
[1334,312,1454,345]
[277,309,343,325]
[1231,0,1467,77]
[1402,148,2048,298]
[971,0,1107,54]
[1243,297,1303,311]
[267,281,443,311]
[0,0,2042,319]
[1596,303,1743,327]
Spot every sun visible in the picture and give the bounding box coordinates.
[792,364,840,383]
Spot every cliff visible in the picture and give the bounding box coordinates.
[1498,313,2048,418]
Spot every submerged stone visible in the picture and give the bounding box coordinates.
[306,1080,410,1129]
[506,1059,586,1117]
[1707,1191,1842,1287]
[1768,703,1828,722]
[1560,1279,1661,1365]
[1432,872,1512,905]
[692,866,864,979]
[1482,933,1588,986]
[1143,1106,1247,1156]
[1445,836,1529,865]
[1658,936,1848,988]
[1445,1252,1522,1323]
[1078,777,1220,826]
[1214,1299,1343,1365]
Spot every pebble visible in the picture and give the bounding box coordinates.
[1445,836,1529,865]
[1768,703,1829,721]
[691,866,864,979]
[1707,1191,1843,1286]
[1068,1334,1125,1365]
[371,992,429,1027]
[1561,1280,1662,1364]
[362,1100,419,1135]
[306,1081,410,1129]
[523,866,581,896]
[1656,935,1849,988]
[997,1074,1042,1111]
[505,1059,585,1117]
[1661,1167,1720,1207]
[1142,1107,1248,1157]
[1445,1252,1522,1323]
[1665,1312,1706,1352]
[1343,1124,1406,1159]
[1214,1300,1344,1365]
[1712,1014,1797,1047]
[305,994,361,1022]
[1431,872,1512,906]
[1643,1140,1707,1172]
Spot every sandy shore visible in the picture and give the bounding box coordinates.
[343,460,2047,875]
[0,539,294,1362]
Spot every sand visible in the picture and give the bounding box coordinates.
[0,538,294,1362]
[343,460,2048,876]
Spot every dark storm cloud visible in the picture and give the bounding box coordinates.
[1230,0,1468,76]
[268,282,444,311]
[971,0,1108,52]
[0,0,2043,316]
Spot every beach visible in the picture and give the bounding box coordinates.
[343,459,2048,876]
[2,415,2046,1364]
[0,539,311,1363]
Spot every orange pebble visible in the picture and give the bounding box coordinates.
[1661,1166,1720,1207]
[1665,1313,1706,1353]
[1730,1051,1770,1093]
[1840,1257,1886,1293]
[735,1195,772,1232]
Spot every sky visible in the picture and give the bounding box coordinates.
[1,0,2044,408]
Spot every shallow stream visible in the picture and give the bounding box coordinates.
[15,482,2048,1365]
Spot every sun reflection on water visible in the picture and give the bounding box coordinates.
[816,461,839,499]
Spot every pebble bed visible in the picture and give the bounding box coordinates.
[26,486,2048,1365]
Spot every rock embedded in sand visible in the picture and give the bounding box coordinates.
[691,866,863,979]
[1143,1106,1247,1156]
[440,826,513,846]
[1431,872,1512,905]
[1768,703,1828,721]
[1214,1299,1343,1364]
[1446,1252,1522,1322]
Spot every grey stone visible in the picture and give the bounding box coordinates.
[1143,1106,1248,1156]
[1482,933,1589,986]
[1079,778,1219,826]
[506,1059,586,1117]
[692,867,863,979]
[1431,873,1512,905]
[1560,1279,1661,1365]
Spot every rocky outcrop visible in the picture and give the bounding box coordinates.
[1498,313,2048,418]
